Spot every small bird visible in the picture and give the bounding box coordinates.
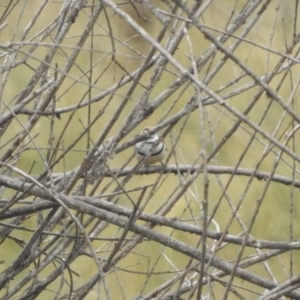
[134,127,166,165]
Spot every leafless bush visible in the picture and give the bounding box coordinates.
[0,0,300,299]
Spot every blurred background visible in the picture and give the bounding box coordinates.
[0,0,300,299]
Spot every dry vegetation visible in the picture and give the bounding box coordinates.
[0,0,300,299]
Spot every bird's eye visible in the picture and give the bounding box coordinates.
[143,128,156,137]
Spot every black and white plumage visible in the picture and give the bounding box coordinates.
[134,127,166,165]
